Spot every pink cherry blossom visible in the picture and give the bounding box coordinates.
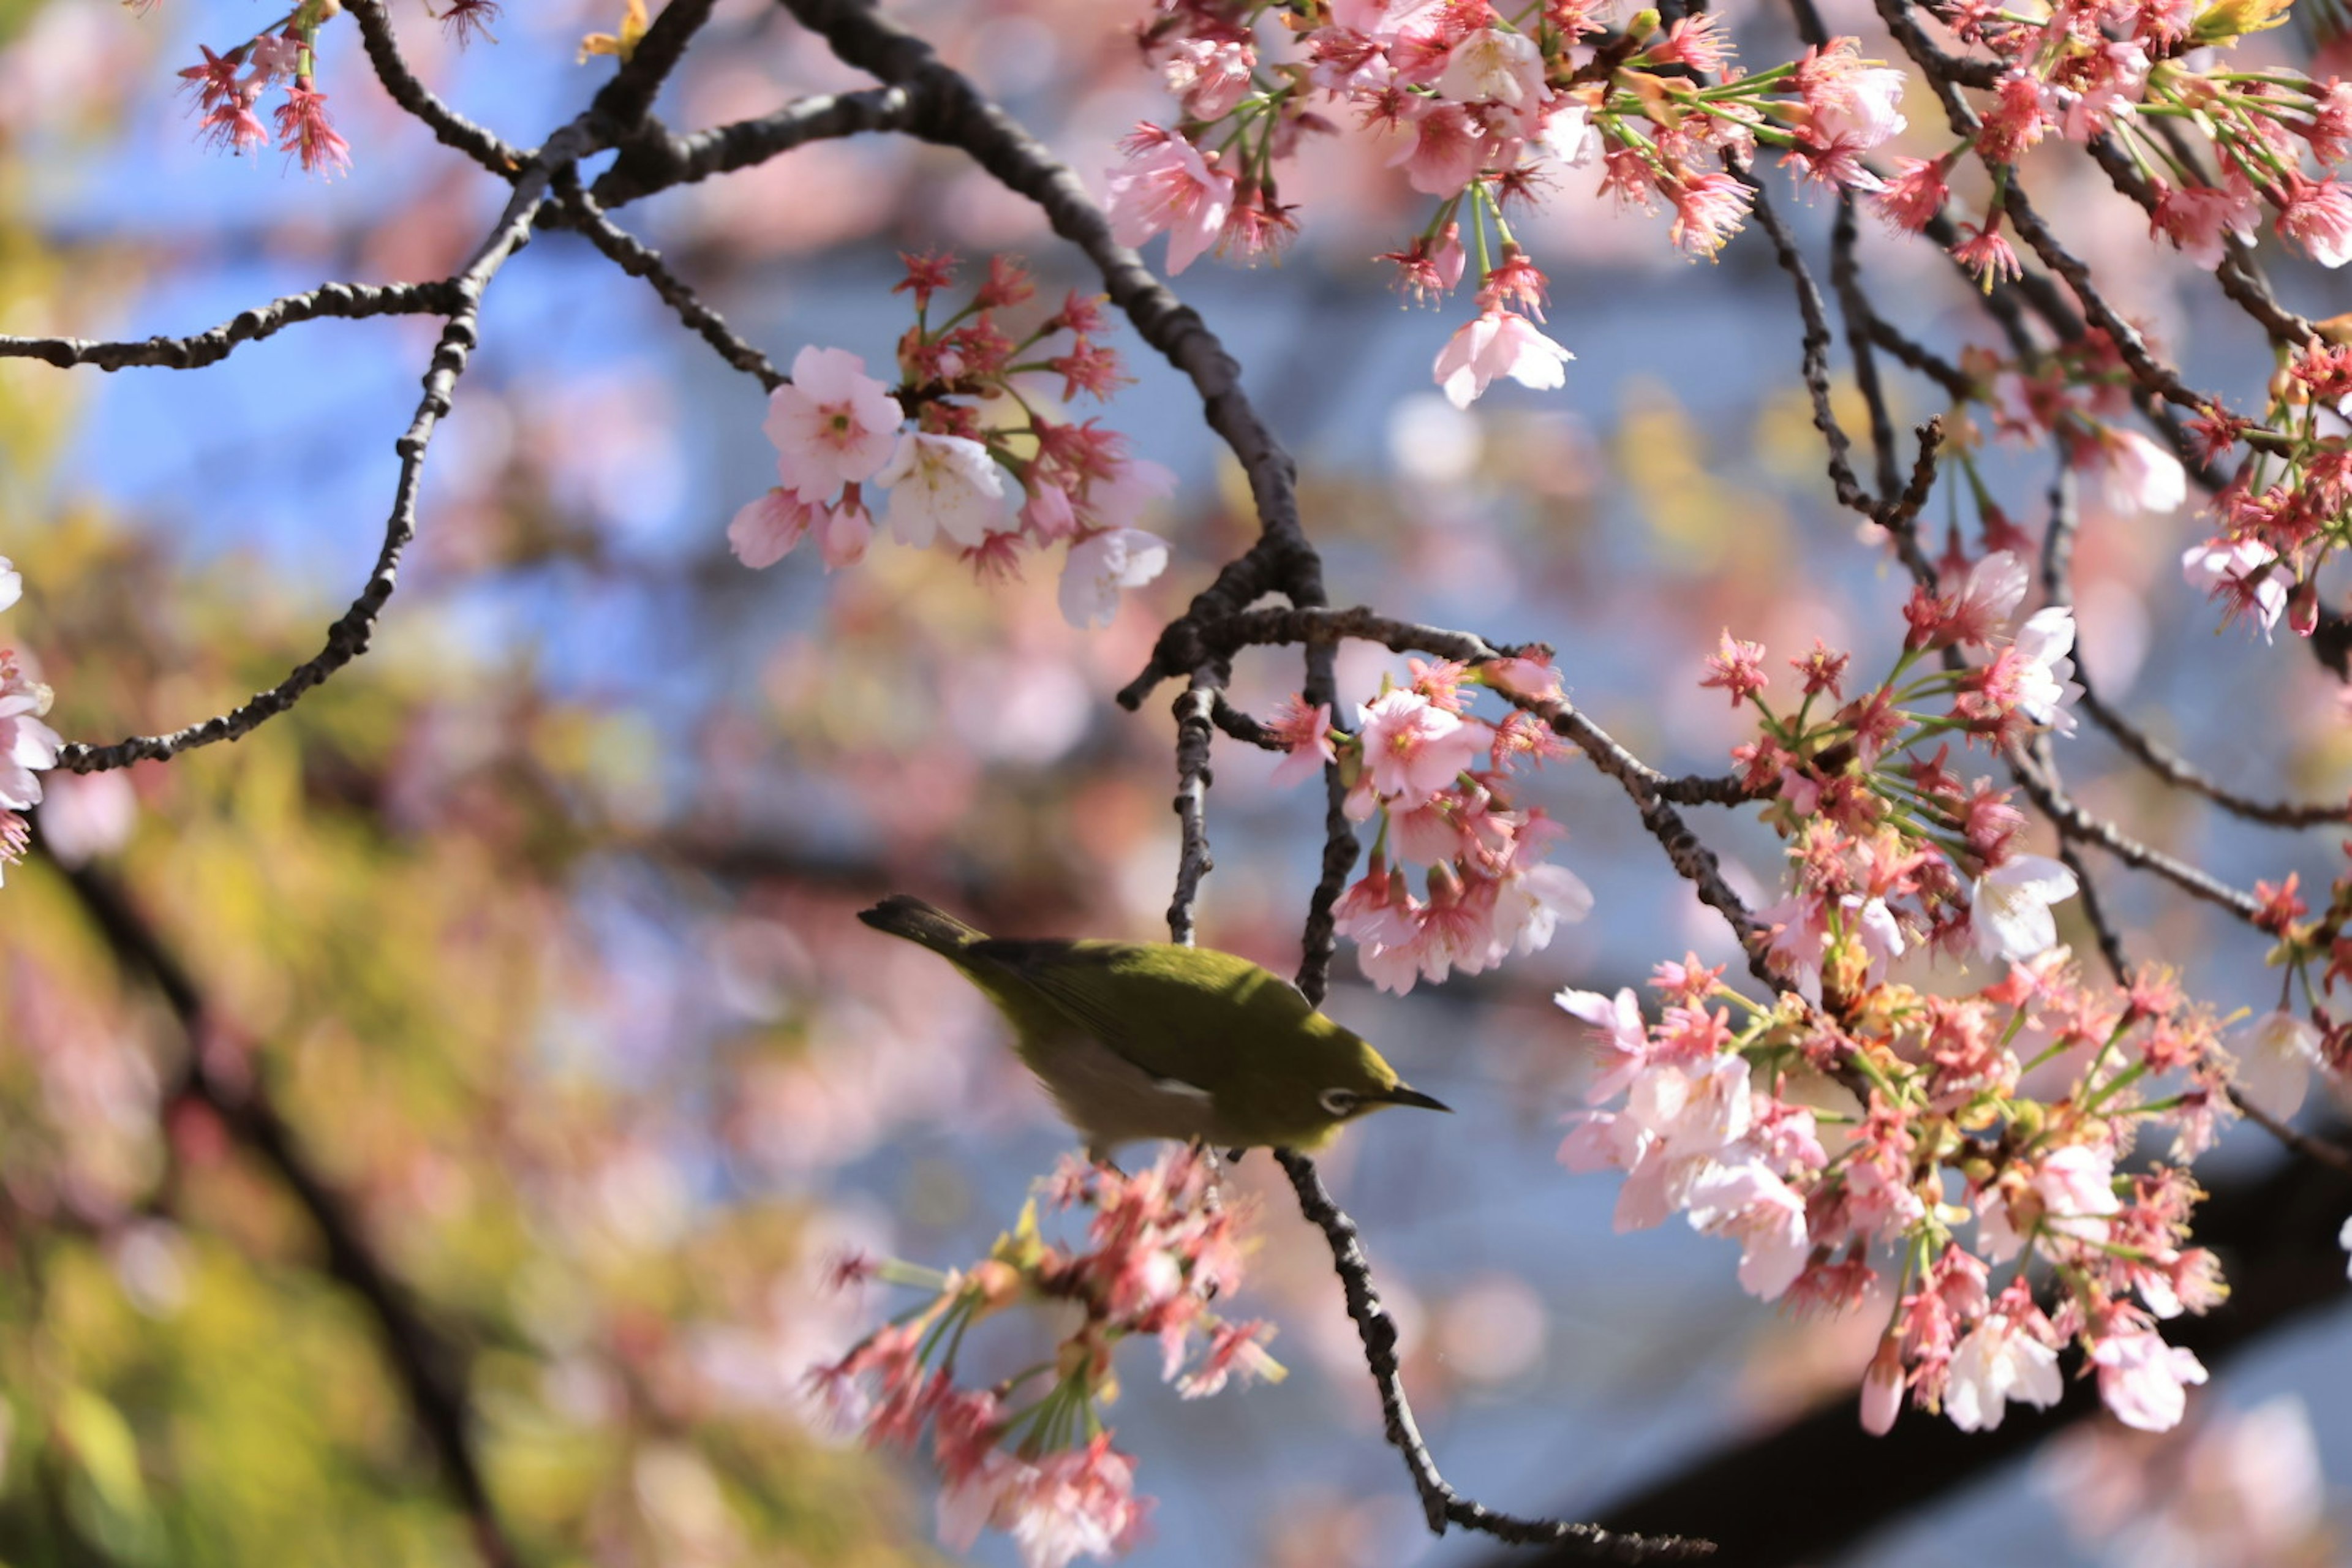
[1104,129,1235,275]
[2089,1327,2207,1431]
[1160,36,1256,121]
[1387,101,1490,196]
[1683,1161,1810,1299]
[1058,528,1170,628]
[1558,986,1653,1102]
[2151,182,2260,268]
[1267,696,1336,786]
[2090,427,2186,515]
[764,347,903,495]
[728,487,813,568]
[1356,688,1481,799]
[1432,307,1573,409]
[2276,175,2352,268]
[2181,537,2287,636]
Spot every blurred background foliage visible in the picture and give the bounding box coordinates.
[1,0,2351,1565]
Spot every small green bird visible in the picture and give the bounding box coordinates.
[858,895,1449,1161]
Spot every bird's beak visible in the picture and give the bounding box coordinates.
[1379,1085,1452,1114]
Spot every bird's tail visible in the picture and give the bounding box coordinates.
[858,894,989,957]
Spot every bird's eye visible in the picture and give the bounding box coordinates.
[1319,1087,1360,1118]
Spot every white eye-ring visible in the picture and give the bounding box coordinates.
[1319,1087,1360,1118]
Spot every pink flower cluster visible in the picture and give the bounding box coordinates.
[1116,3,1913,403]
[0,559,59,886]
[1267,655,1591,994]
[1928,0,2352,270]
[1556,951,2233,1435]
[730,256,1175,630]
[176,27,349,176]
[2172,336,2352,640]
[1715,551,2082,1000]
[810,1148,1280,1568]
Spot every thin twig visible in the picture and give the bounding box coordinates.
[344,0,522,175]
[57,126,600,772]
[552,173,785,388]
[592,88,918,207]
[0,281,461,371]
[1274,1150,1714,1562]
[2039,467,2352,827]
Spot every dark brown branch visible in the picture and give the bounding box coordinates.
[1741,170,1875,521]
[53,857,517,1568]
[551,174,785,388]
[1274,1150,1713,1562]
[0,281,462,371]
[57,126,600,772]
[344,0,522,175]
[589,0,720,130]
[591,88,918,207]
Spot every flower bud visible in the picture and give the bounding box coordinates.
[1860,1335,1905,1434]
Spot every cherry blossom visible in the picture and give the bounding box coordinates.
[764,347,903,495]
[1944,1308,2062,1431]
[728,488,813,568]
[1104,130,1235,276]
[1058,529,1170,628]
[2228,1009,2320,1119]
[1432,307,1573,409]
[1970,854,2079,963]
[877,432,1006,548]
[2089,1327,2209,1432]
[1356,689,1479,798]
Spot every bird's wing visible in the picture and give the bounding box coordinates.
[967,938,1311,1090]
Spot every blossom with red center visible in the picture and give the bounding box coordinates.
[432,0,502,46]
[1266,696,1336,786]
[1378,221,1467,303]
[1975,71,2051,162]
[1665,169,1751,258]
[1646,13,1732,74]
[273,84,351,177]
[1104,128,1236,275]
[1950,221,2021,290]
[1357,688,1482,799]
[202,91,271,156]
[2180,537,2288,636]
[1700,631,1769,706]
[2150,181,2259,268]
[1482,246,1550,318]
[763,346,903,496]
